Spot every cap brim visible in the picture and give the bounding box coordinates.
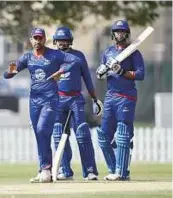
[32,34,45,37]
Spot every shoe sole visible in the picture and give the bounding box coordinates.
[85,177,98,181]
[104,177,130,181]
[57,177,74,181]
[30,180,52,183]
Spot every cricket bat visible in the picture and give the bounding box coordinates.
[52,110,72,182]
[102,26,154,74]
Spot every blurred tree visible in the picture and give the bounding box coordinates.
[0,1,171,42]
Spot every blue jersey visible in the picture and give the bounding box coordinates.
[4,47,78,99]
[101,45,145,98]
[58,48,95,95]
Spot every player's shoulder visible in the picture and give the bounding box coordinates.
[20,50,32,60]
[132,49,143,57]
[103,45,115,54]
[46,47,62,54]
[47,47,66,59]
[69,48,85,58]
[65,49,83,62]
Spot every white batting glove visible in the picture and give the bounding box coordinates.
[106,58,125,76]
[105,57,118,69]
[96,64,108,80]
[92,98,103,116]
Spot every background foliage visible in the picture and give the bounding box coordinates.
[0,1,172,41]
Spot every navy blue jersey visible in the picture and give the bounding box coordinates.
[58,48,95,95]
[101,45,145,97]
[4,47,78,99]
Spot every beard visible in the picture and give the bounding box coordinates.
[34,43,43,50]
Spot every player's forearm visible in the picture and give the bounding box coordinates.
[86,83,96,99]
[88,90,97,100]
[134,70,145,80]
[124,70,144,81]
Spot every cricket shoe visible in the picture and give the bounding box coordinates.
[30,173,41,183]
[57,173,73,180]
[85,173,98,180]
[104,173,130,181]
[30,170,52,183]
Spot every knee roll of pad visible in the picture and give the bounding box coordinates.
[76,122,91,144]
[53,123,63,134]
[116,122,130,147]
[53,123,63,142]
[97,127,110,147]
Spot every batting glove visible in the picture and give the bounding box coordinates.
[96,64,109,80]
[111,63,126,76]
[92,98,103,116]
[106,58,125,76]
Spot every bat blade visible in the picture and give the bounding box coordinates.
[52,133,68,182]
[52,110,72,182]
[114,26,154,64]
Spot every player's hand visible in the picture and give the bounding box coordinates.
[47,71,62,81]
[105,57,118,69]
[8,62,18,74]
[92,98,103,116]
[96,64,108,80]
[106,58,125,76]
[112,63,125,76]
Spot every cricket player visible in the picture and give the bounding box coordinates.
[96,20,145,180]
[51,26,103,180]
[3,28,80,183]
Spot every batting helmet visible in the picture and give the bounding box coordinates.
[111,20,131,44]
[111,20,130,33]
[53,27,73,44]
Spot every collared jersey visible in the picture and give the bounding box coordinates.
[58,48,94,95]
[4,47,78,99]
[101,45,145,98]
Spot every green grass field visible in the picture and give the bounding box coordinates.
[0,163,172,198]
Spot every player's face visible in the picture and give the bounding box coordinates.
[113,29,127,42]
[30,36,46,50]
[55,40,71,51]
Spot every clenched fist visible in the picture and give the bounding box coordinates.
[8,62,18,74]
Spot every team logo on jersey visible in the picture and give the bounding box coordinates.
[43,59,51,65]
[59,72,70,80]
[35,69,46,80]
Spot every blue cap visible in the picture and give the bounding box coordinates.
[31,28,46,37]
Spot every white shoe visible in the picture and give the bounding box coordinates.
[104,173,130,181]
[39,169,52,183]
[30,170,52,183]
[85,173,98,180]
[57,173,73,180]
[104,173,120,181]
[30,173,41,183]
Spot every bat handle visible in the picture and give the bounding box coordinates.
[63,110,72,134]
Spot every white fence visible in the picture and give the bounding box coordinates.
[0,127,172,163]
[155,93,172,128]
